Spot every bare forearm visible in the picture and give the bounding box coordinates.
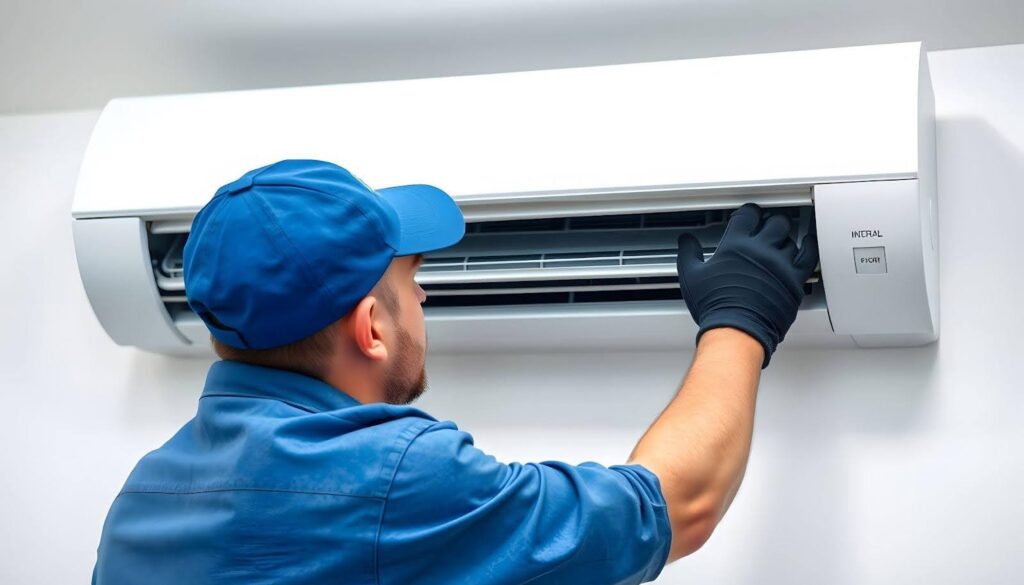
[629,327,763,560]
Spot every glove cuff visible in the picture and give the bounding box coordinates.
[696,310,779,368]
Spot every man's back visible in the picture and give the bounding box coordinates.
[94,360,670,585]
[95,361,429,584]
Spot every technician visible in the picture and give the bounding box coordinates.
[93,159,818,584]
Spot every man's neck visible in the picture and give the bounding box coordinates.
[322,367,381,405]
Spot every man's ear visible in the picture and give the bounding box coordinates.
[347,295,388,362]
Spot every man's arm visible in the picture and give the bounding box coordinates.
[630,203,819,562]
[629,327,763,560]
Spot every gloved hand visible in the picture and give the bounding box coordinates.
[676,203,819,367]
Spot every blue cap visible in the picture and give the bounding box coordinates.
[182,159,465,350]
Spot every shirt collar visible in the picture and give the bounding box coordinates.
[201,360,360,413]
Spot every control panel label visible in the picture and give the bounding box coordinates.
[851,229,884,238]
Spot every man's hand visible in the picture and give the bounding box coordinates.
[676,203,819,367]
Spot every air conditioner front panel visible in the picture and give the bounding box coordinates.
[73,43,924,220]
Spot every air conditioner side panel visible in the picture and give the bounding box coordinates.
[72,217,190,352]
[917,49,940,340]
[815,180,938,346]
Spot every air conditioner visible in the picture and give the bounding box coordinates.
[72,42,937,356]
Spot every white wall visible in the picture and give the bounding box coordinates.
[5,0,1024,114]
[1,44,1022,584]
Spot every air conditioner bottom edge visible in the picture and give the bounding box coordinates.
[170,297,854,356]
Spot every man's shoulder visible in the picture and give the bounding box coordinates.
[385,419,508,507]
[122,399,445,500]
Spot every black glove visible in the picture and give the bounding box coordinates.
[676,203,819,367]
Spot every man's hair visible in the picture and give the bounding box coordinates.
[210,280,400,379]
[211,319,341,379]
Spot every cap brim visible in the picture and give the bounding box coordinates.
[377,184,466,256]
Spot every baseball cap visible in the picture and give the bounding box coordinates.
[182,159,465,350]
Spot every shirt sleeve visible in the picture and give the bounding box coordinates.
[377,422,672,585]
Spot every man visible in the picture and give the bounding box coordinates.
[94,159,818,584]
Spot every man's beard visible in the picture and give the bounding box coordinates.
[382,324,427,405]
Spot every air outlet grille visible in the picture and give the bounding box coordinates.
[464,209,725,234]
[149,206,818,311]
[420,206,816,308]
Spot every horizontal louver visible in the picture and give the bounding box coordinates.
[151,205,817,310]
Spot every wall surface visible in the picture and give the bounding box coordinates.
[4,0,1024,114]
[0,44,1022,584]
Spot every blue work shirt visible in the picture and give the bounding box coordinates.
[94,360,671,584]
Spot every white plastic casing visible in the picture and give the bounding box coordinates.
[70,42,937,355]
[816,180,939,347]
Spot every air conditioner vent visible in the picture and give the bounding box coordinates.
[418,206,815,308]
[148,205,817,312]
[464,209,729,235]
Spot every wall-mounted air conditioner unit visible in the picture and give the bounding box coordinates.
[72,42,937,356]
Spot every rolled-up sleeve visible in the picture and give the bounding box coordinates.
[378,422,671,585]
